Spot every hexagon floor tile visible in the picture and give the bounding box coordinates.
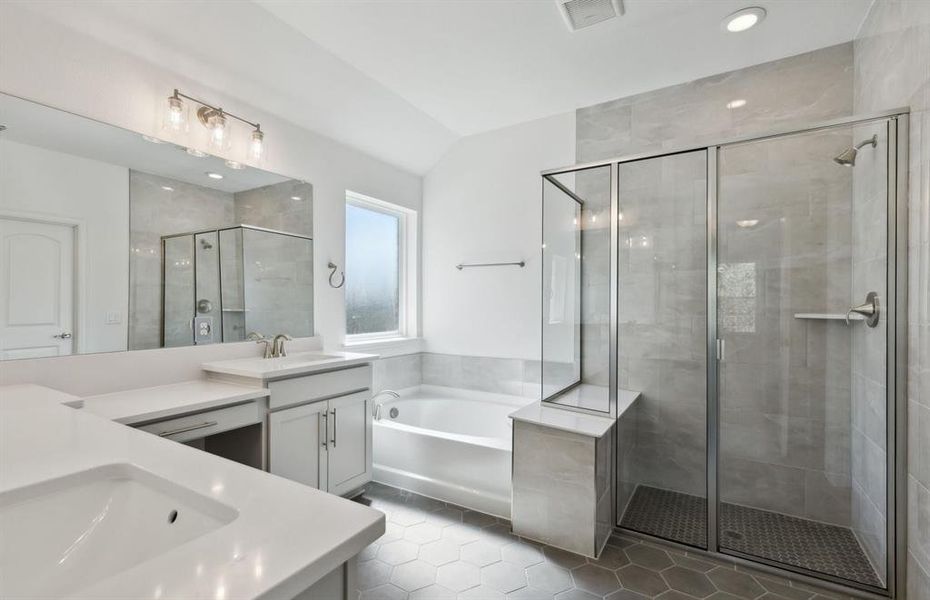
[354,483,861,600]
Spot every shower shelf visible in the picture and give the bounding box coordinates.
[794,313,864,321]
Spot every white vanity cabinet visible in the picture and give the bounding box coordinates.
[267,365,373,496]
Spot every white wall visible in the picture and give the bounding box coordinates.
[0,140,129,354]
[422,113,574,360]
[0,2,422,354]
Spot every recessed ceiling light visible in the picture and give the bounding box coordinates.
[290,195,303,201]
[142,135,164,144]
[737,219,760,228]
[225,160,245,170]
[723,7,766,32]
[161,185,174,192]
[186,147,206,157]
[726,99,747,109]
[206,172,223,180]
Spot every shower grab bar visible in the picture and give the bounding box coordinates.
[456,261,525,270]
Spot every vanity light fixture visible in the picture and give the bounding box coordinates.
[723,7,766,32]
[206,172,224,180]
[164,89,265,163]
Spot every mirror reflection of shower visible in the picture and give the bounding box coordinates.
[833,134,877,166]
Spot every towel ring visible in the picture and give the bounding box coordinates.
[328,262,345,288]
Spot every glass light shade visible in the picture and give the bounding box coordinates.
[248,129,265,163]
[206,111,230,152]
[163,95,187,132]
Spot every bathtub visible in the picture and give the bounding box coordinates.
[372,385,534,518]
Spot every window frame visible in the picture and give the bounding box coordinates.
[344,190,418,343]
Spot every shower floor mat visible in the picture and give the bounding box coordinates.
[619,485,882,588]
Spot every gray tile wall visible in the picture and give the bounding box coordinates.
[129,171,235,350]
[233,180,313,237]
[853,0,930,595]
[577,43,857,517]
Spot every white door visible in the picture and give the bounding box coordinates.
[269,402,328,491]
[0,218,74,359]
[327,391,372,496]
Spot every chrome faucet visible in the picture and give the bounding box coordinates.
[248,332,274,359]
[272,334,293,358]
[371,390,400,420]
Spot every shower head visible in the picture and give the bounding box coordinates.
[833,134,877,167]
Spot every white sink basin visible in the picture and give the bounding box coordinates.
[202,350,377,380]
[0,463,237,598]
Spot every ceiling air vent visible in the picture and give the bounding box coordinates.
[557,0,624,31]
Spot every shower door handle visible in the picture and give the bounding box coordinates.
[846,292,880,327]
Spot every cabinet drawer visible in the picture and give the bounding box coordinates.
[136,401,262,443]
[268,365,371,410]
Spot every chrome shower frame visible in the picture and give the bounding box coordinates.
[540,108,910,599]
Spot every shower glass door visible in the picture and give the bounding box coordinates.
[716,121,889,589]
[615,150,708,549]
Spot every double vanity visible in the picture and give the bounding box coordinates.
[0,350,383,600]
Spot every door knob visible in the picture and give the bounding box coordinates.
[846,292,880,327]
[53,332,72,339]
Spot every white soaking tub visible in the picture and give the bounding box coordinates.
[372,385,534,518]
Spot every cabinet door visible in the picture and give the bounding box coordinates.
[269,402,327,490]
[326,391,372,496]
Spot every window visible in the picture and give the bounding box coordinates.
[344,191,417,341]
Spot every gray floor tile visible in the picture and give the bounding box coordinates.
[392,560,439,592]
[462,540,503,567]
[421,539,462,567]
[359,559,393,590]
[437,561,482,592]
[410,584,458,600]
[356,484,853,600]
[626,545,674,571]
[481,561,529,593]
[706,568,765,598]
[526,562,574,594]
[380,539,421,565]
[501,542,546,568]
[361,583,409,600]
[571,563,622,596]
[458,585,506,600]
[617,565,671,596]
[661,566,716,598]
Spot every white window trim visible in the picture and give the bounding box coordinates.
[344,190,418,344]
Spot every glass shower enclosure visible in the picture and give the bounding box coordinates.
[161,224,313,346]
[540,111,908,596]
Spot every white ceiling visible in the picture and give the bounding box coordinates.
[256,0,873,136]
[6,0,873,175]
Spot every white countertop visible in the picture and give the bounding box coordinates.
[0,385,384,600]
[202,350,378,380]
[77,380,269,425]
[509,386,641,438]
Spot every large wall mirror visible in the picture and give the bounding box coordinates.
[0,93,313,360]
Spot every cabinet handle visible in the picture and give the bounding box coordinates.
[330,408,337,447]
[321,412,328,449]
[157,421,217,438]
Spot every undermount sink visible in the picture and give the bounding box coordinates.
[0,463,237,598]
[273,352,342,363]
[202,350,377,379]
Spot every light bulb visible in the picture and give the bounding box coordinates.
[163,92,186,132]
[249,128,265,163]
[206,111,228,152]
